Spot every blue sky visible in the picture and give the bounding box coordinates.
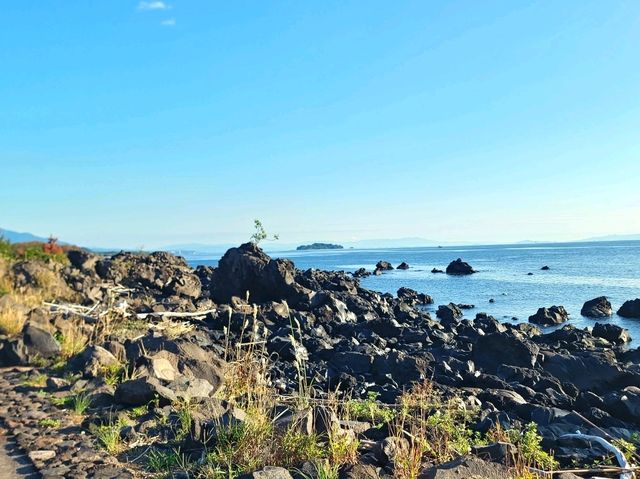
[1,1,639,248]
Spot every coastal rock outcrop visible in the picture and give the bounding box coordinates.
[445,258,475,275]
[96,251,202,300]
[473,332,540,372]
[3,240,640,478]
[581,296,612,318]
[210,242,313,306]
[592,322,631,344]
[617,298,640,318]
[375,261,394,271]
[528,306,569,326]
[396,262,410,270]
[397,287,433,305]
[352,268,370,278]
[436,303,463,322]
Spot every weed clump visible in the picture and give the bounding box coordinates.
[346,391,396,427]
[92,417,128,454]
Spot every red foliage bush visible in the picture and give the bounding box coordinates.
[43,236,64,255]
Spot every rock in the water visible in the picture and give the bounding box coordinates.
[445,258,475,275]
[396,262,410,270]
[581,297,612,318]
[375,261,394,271]
[352,268,370,278]
[592,323,631,344]
[397,287,433,305]
[618,299,640,318]
[528,306,569,326]
[541,265,550,270]
[431,268,444,273]
[436,303,463,322]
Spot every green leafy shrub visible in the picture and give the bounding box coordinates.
[250,219,279,244]
[346,391,396,427]
[0,237,15,260]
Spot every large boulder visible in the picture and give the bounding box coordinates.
[420,455,510,479]
[581,297,612,318]
[11,261,73,299]
[114,378,160,406]
[528,306,569,326]
[541,351,638,391]
[445,258,475,275]
[436,303,463,322]
[592,323,631,344]
[375,261,394,271]
[66,249,98,272]
[22,323,60,359]
[0,338,30,366]
[126,338,226,393]
[397,287,433,305]
[474,332,540,372]
[210,243,312,305]
[70,345,120,377]
[618,299,640,318]
[239,467,293,479]
[96,251,201,299]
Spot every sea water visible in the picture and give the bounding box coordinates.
[188,241,640,341]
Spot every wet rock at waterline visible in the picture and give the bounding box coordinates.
[445,258,475,275]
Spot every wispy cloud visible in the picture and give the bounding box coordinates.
[160,18,176,27]
[138,1,168,11]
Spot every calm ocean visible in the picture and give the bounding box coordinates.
[187,241,640,341]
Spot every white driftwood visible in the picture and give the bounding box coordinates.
[135,309,217,320]
[560,433,634,479]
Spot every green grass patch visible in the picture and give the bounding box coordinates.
[38,418,62,428]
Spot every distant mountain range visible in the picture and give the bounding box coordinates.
[3,227,640,252]
[0,228,50,243]
[580,233,640,242]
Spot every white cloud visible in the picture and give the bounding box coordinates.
[138,1,168,11]
[160,18,176,27]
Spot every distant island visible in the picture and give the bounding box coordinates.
[296,242,344,251]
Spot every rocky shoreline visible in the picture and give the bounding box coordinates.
[0,242,639,478]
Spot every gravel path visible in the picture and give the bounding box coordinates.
[0,431,38,479]
[0,368,137,479]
